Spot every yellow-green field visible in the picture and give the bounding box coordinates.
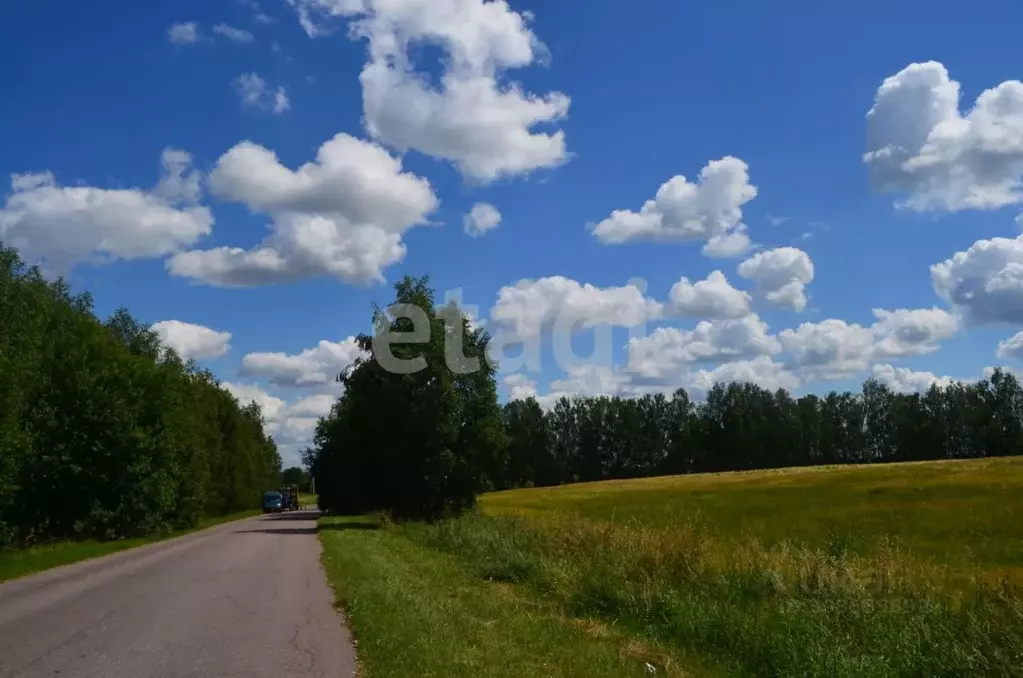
[482,456,1023,584]
[320,457,1023,677]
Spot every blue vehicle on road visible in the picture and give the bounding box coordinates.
[261,491,284,514]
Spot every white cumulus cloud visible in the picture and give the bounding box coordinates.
[865,61,1023,211]
[777,309,958,382]
[288,393,337,418]
[168,134,438,286]
[0,149,212,273]
[668,270,751,319]
[737,247,814,311]
[686,357,800,397]
[168,22,200,45]
[870,307,959,358]
[290,0,570,182]
[503,373,539,401]
[590,157,757,253]
[702,227,753,259]
[273,88,291,114]
[779,319,875,380]
[931,234,1023,324]
[996,331,1023,360]
[463,202,501,237]
[224,382,289,422]
[626,315,781,380]
[223,382,335,464]
[547,364,631,399]
[490,276,664,340]
[240,337,367,388]
[869,364,955,394]
[151,320,232,361]
[504,366,634,410]
[233,73,290,114]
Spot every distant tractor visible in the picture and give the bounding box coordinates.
[279,484,301,511]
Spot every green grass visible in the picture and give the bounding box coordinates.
[408,510,1023,677]
[318,515,701,677]
[0,510,259,582]
[319,457,1023,677]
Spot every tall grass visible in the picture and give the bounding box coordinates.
[318,516,695,677]
[405,512,1023,676]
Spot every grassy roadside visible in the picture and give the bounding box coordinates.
[317,458,1023,676]
[0,510,260,582]
[318,515,703,678]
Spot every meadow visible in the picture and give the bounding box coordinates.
[320,457,1023,676]
[482,456,1023,580]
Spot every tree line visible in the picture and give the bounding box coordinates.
[498,370,1023,489]
[0,245,281,548]
[309,277,1023,520]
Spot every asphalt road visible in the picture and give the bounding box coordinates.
[0,510,358,678]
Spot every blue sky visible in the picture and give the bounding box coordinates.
[5,0,1023,464]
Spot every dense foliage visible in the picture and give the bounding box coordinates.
[308,276,506,520]
[497,370,1023,488]
[0,245,281,548]
[280,466,311,491]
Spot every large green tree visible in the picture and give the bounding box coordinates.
[309,276,507,520]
